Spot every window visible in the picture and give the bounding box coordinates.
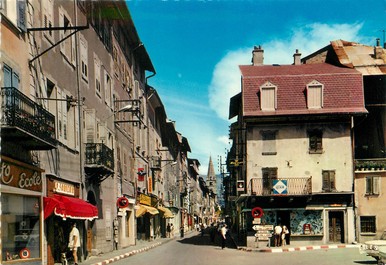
[94,55,101,97]
[3,64,19,88]
[42,0,54,41]
[360,216,376,233]
[1,194,41,262]
[308,129,323,154]
[59,8,76,65]
[322,170,336,192]
[260,81,277,111]
[104,70,111,107]
[262,168,277,195]
[307,80,323,109]
[261,131,277,155]
[366,176,380,195]
[1,0,26,32]
[80,35,88,81]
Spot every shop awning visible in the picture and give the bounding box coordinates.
[44,194,98,221]
[158,206,174,218]
[135,204,159,218]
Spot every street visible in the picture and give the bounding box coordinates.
[112,232,376,265]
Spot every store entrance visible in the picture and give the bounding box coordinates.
[329,211,344,243]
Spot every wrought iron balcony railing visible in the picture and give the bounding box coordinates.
[85,143,114,171]
[1,87,56,149]
[248,177,312,196]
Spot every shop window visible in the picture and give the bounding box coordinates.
[365,176,380,195]
[1,194,41,262]
[322,170,336,192]
[360,216,376,233]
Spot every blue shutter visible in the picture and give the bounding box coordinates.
[17,0,26,32]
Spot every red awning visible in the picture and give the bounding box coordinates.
[44,194,98,221]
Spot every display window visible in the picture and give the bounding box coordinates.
[1,194,41,262]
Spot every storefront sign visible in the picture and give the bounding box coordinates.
[139,193,151,206]
[53,180,75,196]
[1,156,43,192]
[273,180,288,195]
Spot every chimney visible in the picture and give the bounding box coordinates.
[252,45,264,66]
[375,38,383,59]
[293,49,302,65]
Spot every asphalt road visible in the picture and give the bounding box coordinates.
[112,233,377,265]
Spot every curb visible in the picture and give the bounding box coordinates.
[90,242,163,265]
[239,244,359,253]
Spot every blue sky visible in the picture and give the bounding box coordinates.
[127,0,386,175]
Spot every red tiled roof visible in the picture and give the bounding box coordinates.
[239,63,367,117]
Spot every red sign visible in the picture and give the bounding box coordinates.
[137,168,145,181]
[251,207,264,218]
[117,197,129,208]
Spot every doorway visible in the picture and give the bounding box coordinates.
[328,211,344,243]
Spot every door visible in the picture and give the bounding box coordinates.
[329,211,344,243]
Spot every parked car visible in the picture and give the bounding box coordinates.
[360,230,386,263]
[378,246,386,265]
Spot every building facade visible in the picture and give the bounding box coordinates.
[1,1,206,264]
[302,39,386,243]
[228,46,367,247]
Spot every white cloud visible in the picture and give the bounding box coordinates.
[208,22,365,121]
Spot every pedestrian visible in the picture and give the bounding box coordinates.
[180,226,184,238]
[274,223,282,247]
[170,224,174,238]
[220,224,227,249]
[68,223,80,265]
[282,225,290,245]
[167,223,171,238]
[209,223,216,243]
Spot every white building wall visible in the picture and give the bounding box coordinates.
[246,123,354,192]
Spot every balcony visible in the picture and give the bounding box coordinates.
[84,143,114,183]
[248,177,312,196]
[1,87,56,150]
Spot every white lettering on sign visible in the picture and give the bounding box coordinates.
[19,171,42,188]
[54,181,75,196]
[1,162,13,184]
[0,159,43,192]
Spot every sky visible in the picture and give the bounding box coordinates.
[127,0,386,175]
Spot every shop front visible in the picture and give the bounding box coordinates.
[135,193,159,240]
[1,156,44,265]
[238,193,355,247]
[44,176,98,265]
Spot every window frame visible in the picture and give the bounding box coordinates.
[360,216,376,234]
[261,130,277,155]
[307,80,324,109]
[308,129,323,154]
[365,175,380,196]
[260,81,277,111]
[322,170,336,192]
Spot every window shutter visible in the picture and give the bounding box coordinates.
[366,176,372,194]
[373,176,380,195]
[17,0,26,32]
[84,109,96,143]
[330,171,335,190]
[322,171,329,191]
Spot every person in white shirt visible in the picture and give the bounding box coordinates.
[68,223,80,265]
[274,224,282,247]
[220,224,227,249]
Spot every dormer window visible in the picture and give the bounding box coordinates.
[307,80,323,109]
[260,81,277,111]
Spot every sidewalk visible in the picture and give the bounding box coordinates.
[238,243,360,253]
